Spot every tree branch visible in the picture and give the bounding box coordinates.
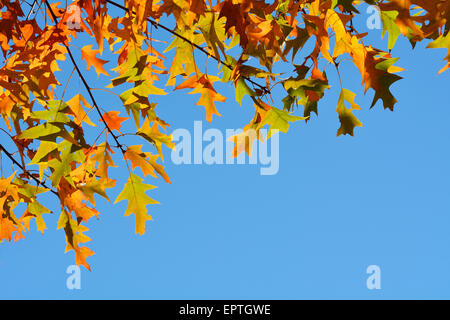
[0,143,59,196]
[25,0,38,20]
[44,0,126,155]
[104,0,271,95]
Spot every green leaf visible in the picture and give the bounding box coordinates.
[48,141,84,186]
[115,173,159,235]
[30,100,71,123]
[122,81,166,105]
[257,107,308,138]
[282,73,329,116]
[427,32,450,74]
[27,200,51,233]
[380,10,401,51]
[78,179,111,205]
[332,0,360,13]
[29,141,58,165]
[283,27,310,59]
[198,12,226,61]
[336,89,363,136]
[235,78,255,105]
[370,58,402,111]
[137,119,174,161]
[19,123,61,140]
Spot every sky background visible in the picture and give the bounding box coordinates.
[1,2,450,299]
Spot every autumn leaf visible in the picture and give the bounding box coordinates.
[175,74,226,122]
[81,44,109,77]
[66,94,96,127]
[102,111,128,133]
[137,119,174,161]
[235,78,255,105]
[0,0,448,269]
[229,123,262,157]
[336,89,362,137]
[427,32,450,74]
[115,173,159,235]
[257,106,308,138]
[124,145,171,183]
[78,179,111,205]
[380,10,401,51]
[57,210,94,270]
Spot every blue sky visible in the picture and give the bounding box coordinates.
[1,3,450,299]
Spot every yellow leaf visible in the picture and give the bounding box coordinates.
[125,145,171,183]
[66,94,96,126]
[175,74,225,122]
[115,173,159,235]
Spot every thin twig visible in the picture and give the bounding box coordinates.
[0,143,59,196]
[104,0,271,95]
[25,0,38,20]
[44,0,126,154]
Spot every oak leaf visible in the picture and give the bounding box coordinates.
[81,45,109,77]
[115,173,159,235]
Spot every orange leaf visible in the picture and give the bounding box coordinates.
[81,45,109,77]
[175,74,226,122]
[124,145,171,183]
[103,111,128,133]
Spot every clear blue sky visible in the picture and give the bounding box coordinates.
[1,4,450,299]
